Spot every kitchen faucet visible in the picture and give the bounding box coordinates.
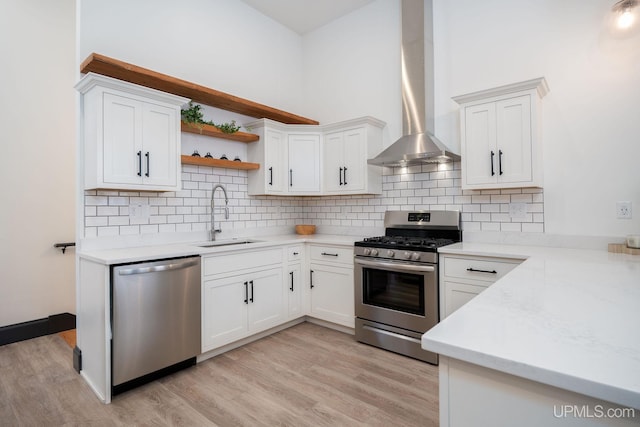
[210,184,229,241]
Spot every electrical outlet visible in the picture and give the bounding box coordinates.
[616,201,632,219]
[129,202,150,223]
[509,202,527,219]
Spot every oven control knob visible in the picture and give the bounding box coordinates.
[411,252,421,261]
[363,248,371,256]
[370,249,379,256]
[387,250,395,258]
[403,251,412,259]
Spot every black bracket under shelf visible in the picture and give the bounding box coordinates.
[54,242,76,254]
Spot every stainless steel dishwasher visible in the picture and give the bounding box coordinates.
[111,256,201,394]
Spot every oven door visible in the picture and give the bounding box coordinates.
[354,256,438,333]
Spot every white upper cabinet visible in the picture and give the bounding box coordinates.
[263,128,287,194]
[246,117,384,196]
[453,77,549,190]
[246,120,321,196]
[288,133,321,194]
[76,73,189,192]
[322,118,384,195]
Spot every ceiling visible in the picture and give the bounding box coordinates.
[239,0,375,35]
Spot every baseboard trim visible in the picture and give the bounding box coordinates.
[0,313,76,346]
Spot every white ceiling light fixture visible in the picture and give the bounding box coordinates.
[612,0,638,30]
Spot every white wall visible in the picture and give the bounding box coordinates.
[0,0,76,326]
[433,0,640,237]
[79,0,305,116]
[302,0,401,142]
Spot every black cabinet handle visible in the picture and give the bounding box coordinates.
[490,151,495,176]
[145,152,150,177]
[343,167,348,185]
[310,270,314,289]
[268,167,273,185]
[293,252,299,255]
[290,271,294,291]
[339,167,343,185]
[289,169,293,187]
[244,281,248,304]
[321,252,338,257]
[137,151,142,177]
[498,150,503,175]
[250,280,254,303]
[466,267,497,274]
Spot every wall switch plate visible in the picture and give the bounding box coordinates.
[509,202,527,219]
[616,201,632,219]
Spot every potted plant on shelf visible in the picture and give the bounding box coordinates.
[181,102,241,134]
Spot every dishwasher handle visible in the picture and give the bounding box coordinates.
[118,259,199,276]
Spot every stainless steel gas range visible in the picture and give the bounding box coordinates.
[354,210,461,364]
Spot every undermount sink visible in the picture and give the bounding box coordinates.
[197,239,262,248]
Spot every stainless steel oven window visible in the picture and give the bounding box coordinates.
[362,268,425,315]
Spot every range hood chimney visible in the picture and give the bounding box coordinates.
[368,0,460,167]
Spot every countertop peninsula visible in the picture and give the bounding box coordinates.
[423,242,640,410]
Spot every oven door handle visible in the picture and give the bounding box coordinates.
[354,258,435,273]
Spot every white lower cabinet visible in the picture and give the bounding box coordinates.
[286,263,303,319]
[285,245,304,319]
[201,243,355,353]
[440,254,522,318]
[309,264,354,327]
[308,244,355,328]
[202,267,284,352]
[442,281,489,318]
[201,249,285,352]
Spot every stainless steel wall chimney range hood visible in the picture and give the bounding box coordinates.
[368,0,460,167]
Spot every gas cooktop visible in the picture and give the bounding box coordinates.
[355,236,457,251]
[354,210,462,253]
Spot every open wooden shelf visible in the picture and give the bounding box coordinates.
[81,53,319,125]
[181,121,259,143]
[181,155,259,170]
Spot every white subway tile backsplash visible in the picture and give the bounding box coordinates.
[83,161,544,237]
[522,223,545,233]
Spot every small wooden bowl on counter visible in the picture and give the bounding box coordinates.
[295,224,316,235]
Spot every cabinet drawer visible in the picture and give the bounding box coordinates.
[287,245,304,262]
[309,245,353,265]
[203,248,282,277]
[443,256,520,283]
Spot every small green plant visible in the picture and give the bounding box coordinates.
[215,120,241,134]
[181,102,205,124]
[181,102,241,134]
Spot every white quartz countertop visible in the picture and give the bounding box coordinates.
[423,242,640,409]
[78,234,360,265]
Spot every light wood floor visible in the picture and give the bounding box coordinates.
[0,322,439,426]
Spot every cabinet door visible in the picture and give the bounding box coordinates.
[342,127,366,192]
[442,280,488,318]
[463,102,496,187]
[264,129,287,194]
[323,131,344,192]
[202,277,248,351]
[141,102,178,188]
[288,134,320,193]
[496,95,532,184]
[287,264,303,319]
[309,264,354,328]
[247,268,285,333]
[102,93,143,185]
